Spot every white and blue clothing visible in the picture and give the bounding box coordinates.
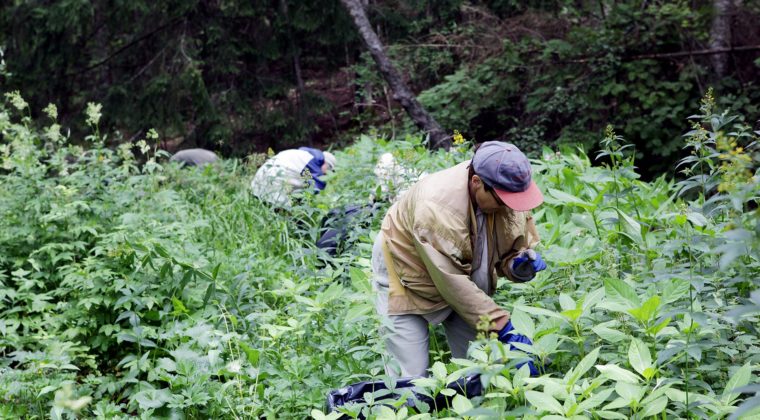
[251,147,330,208]
[298,147,328,192]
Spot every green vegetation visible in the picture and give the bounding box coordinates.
[1,88,758,418]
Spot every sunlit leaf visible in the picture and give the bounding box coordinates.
[721,362,752,405]
[593,324,628,343]
[628,338,652,377]
[604,278,640,309]
[451,394,474,415]
[639,396,667,417]
[525,390,564,415]
[595,364,640,383]
[510,309,535,339]
[565,347,600,386]
[627,295,660,324]
[430,361,447,381]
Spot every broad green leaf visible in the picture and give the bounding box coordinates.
[238,342,260,366]
[525,390,564,415]
[202,282,216,307]
[533,334,560,355]
[211,262,222,280]
[628,338,652,377]
[311,409,342,420]
[153,243,170,258]
[686,211,708,227]
[730,399,760,419]
[559,293,575,311]
[565,347,600,386]
[665,388,687,403]
[593,324,628,343]
[615,382,644,403]
[430,361,447,381]
[451,394,473,415]
[38,385,59,397]
[595,364,640,383]
[446,368,465,384]
[721,362,752,405]
[642,367,657,380]
[641,385,671,405]
[639,396,667,417]
[603,397,631,410]
[411,377,438,389]
[604,278,640,309]
[582,287,606,311]
[196,269,213,281]
[616,209,644,245]
[374,405,397,418]
[594,410,629,419]
[647,317,671,336]
[515,304,565,320]
[349,267,371,293]
[561,308,583,322]
[662,279,689,303]
[577,388,614,412]
[510,309,535,339]
[571,213,597,231]
[491,375,512,392]
[627,295,660,324]
[345,303,371,322]
[546,188,594,210]
[461,407,503,417]
[132,388,172,410]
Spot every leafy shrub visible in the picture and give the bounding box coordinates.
[2,89,759,419]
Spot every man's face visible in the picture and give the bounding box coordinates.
[321,162,331,174]
[471,175,506,213]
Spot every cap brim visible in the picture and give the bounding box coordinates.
[494,181,543,211]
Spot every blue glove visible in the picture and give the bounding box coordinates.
[497,321,539,376]
[512,249,547,274]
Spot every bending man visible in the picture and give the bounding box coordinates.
[372,141,547,377]
[251,147,336,208]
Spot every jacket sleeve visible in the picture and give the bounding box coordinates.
[497,212,541,282]
[411,202,510,330]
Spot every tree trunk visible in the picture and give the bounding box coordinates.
[279,0,309,145]
[339,0,450,150]
[709,0,734,79]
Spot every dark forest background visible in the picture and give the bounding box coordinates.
[2,0,759,175]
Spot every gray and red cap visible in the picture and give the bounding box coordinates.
[472,141,544,211]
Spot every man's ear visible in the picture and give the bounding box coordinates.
[471,174,482,189]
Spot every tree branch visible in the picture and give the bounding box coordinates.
[66,17,184,77]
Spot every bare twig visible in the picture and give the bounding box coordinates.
[66,17,184,77]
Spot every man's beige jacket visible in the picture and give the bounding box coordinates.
[380,161,540,329]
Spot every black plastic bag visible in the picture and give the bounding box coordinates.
[316,204,377,256]
[326,374,483,416]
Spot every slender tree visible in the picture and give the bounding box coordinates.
[339,0,450,149]
[709,0,735,79]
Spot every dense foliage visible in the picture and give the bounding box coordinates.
[409,2,760,173]
[1,89,759,418]
[2,1,759,170]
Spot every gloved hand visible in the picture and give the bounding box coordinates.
[512,249,547,278]
[497,321,539,376]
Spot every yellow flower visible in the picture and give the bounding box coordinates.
[452,130,465,145]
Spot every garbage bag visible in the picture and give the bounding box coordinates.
[326,374,483,414]
[316,204,377,256]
